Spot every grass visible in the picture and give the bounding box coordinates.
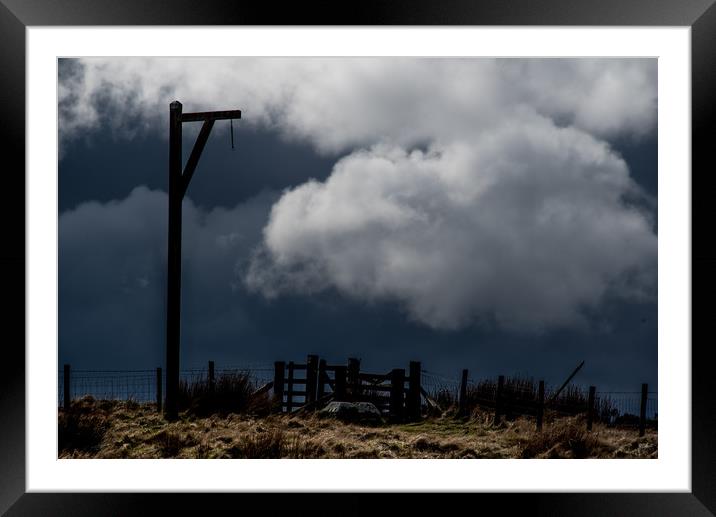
[177,371,272,417]
[426,375,632,424]
[58,398,657,459]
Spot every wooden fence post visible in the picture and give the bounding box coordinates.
[334,365,347,401]
[156,367,163,413]
[536,380,544,431]
[208,360,215,394]
[459,369,469,417]
[306,354,319,404]
[494,375,505,425]
[587,386,596,431]
[274,361,285,413]
[348,358,361,400]
[286,362,295,413]
[63,364,71,410]
[317,359,327,399]
[639,383,648,437]
[407,361,422,421]
[390,368,405,421]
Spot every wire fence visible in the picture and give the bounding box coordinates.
[58,364,275,407]
[421,370,657,428]
[58,364,657,429]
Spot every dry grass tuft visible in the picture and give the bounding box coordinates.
[177,372,271,418]
[151,429,198,457]
[58,396,111,455]
[520,416,606,458]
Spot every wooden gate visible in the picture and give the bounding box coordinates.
[273,356,422,421]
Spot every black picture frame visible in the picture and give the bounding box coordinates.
[1,1,713,515]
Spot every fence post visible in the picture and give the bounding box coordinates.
[286,361,295,413]
[639,383,648,437]
[348,358,361,401]
[273,361,285,413]
[156,367,163,413]
[390,368,405,421]
[63,364,71,410]
[306,354,319,404]
[334,365,347,401]
[587,386,596,431]
[407,361,421,421]
[494,375,505,426]
[536,380,545,431]
[208,360,215,394]
[459,369,469,417]
[317,359,327,399]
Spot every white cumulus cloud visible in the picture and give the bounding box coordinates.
[59,58,656,152]
[60,57,658,332]
[245,114,656,331]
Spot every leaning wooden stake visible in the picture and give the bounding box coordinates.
[547,360,585,405]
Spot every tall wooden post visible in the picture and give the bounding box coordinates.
[63,364,70,410]
[165,101,183,421]
[273,361,285,413]
[639,383,648,437]
[156,367,163,413]
[587,385,596,431]
[317,359,327,399]
[494,375,505,425]
[306,354,319,404]
[334,365,347,401]
[536,380,544,431]
[459,369,469,417]
[407,361,422,421]
[163,101,241,421]
[390,368,405,421]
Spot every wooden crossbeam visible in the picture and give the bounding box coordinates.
[180,109,242,122]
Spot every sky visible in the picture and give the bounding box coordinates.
[58,58,657,392]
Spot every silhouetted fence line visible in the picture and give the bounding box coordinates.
[59,360,657,435]
[421,368,657,434]
[58,362,274,408]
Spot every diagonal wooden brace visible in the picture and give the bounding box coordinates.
[180,119,215,198]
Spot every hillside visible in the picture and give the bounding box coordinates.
[58,397,657,459]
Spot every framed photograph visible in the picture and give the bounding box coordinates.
[2,0,713,514]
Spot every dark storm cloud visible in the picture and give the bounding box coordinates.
[58,182,656,390]
[58,186,277,368]
[58,125,335,213]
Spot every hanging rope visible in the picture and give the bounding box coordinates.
[230,119,235,150]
